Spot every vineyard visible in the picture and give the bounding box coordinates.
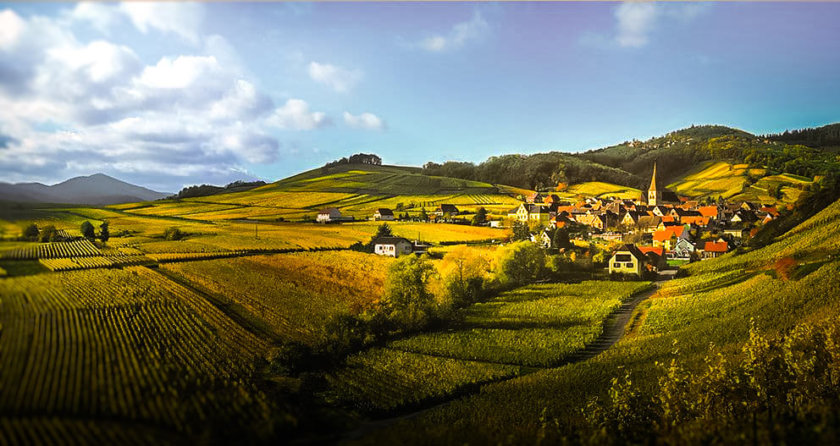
[327,281,650,412]
[161,251,393,345]
[0,239,102,260]
[0,268,276,440]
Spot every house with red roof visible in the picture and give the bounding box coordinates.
[703,240,729,259]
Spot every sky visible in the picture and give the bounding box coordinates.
[0,2,838,192]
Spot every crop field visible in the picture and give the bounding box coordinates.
[0,267,273,439]
[0,239,102,260]
[390,282,651,367]
[328,281,650,413]
[564,182,642,199]
[161,251,392,345]
[326,348,521,412]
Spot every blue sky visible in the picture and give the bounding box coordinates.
[0,2,838,192]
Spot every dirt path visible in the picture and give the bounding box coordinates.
[339,281,663,443]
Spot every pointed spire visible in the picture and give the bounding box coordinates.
[649,162,658,192]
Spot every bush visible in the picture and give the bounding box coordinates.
[39,225,59,243]
[163,227,185,241]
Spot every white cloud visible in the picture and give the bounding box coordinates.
[343,111,385,131]
[69,2,119,34]
[420,12,488,52]
[268,99,329,130]
[308,61,362,93]
[0,9,25,50]
[614,2,658,48]
[611,2,710,48]
[120,2,204,44]
[0,9,335,190]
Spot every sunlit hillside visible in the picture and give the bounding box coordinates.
[668,160,813,204]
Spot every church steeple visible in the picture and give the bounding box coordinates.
[648,162,660,205]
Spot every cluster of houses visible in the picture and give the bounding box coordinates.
[317,163,783,271]
[511,163,781,276]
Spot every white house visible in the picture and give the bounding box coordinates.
[317,208,342,223]
[374,208,395,221]
[608,244,647,277]
[373,236,414,257]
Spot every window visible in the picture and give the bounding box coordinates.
[615,254,631,262]
[613,263,621,268]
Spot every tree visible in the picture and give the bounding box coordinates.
[512,220,530,241]
[552,227,572,251]
[419,208,429,222]
[80,221,95,240]
[374,223,392,238]
[380,255,437,330]
[99,222,110,242]
[440,246,490,307]
[494,241,546,285]
[22,223,39,241]
[39,225,59,243]
[471,207,488,226]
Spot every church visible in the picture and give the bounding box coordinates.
[647,162,661,206]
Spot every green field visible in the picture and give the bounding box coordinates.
[325,281,650,412]
[668,160,812,204]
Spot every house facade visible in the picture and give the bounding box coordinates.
[608,244,646,277]
[374,208,395,221]
[373,237,414,257]
[317,208,342,223]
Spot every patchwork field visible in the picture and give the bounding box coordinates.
[668,160,812,204]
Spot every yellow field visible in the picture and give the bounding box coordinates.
[564,182,642,199]
[161,251,393,344]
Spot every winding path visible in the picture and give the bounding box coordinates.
[340,280,664,442]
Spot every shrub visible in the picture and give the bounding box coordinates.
[163,227,185,241]
[494,241,545,286]
[22,223,39,241]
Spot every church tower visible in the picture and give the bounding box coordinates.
[648,162,660,206]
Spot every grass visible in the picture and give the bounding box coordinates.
[564,182,642,199]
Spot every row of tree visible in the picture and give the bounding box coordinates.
[22,221,108,243]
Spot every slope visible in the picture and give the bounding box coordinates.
[356,197,840,445]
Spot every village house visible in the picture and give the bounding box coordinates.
[374,208,395,221]
[435,204,460,218]
[317,207,342,223]
[638,246,667,272]
[672,238,696,259]
[608,244,647,277]
[530,229,553,249]
[702,240,730,259]
[373,236,414,257]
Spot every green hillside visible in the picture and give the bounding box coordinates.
[666,160,813,204]
[357,197,840,445]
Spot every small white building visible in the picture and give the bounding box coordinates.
[373,236,414,257]
[374,208,395,221]
[317,207,342,223]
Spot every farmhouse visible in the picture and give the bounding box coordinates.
[435,204,460,217]
[373,236,414,257]
[374,208,395,221]
[317,207,342,223]
[608,244,647,277]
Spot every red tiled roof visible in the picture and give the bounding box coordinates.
[704,241,729,253]
[653,230,674,242]
[698,206,718,217]
[638,246,665,256]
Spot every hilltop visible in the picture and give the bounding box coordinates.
[0,173,170,205]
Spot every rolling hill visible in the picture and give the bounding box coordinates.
[0,173,170,205]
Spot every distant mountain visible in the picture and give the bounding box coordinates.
[0,173,171,205]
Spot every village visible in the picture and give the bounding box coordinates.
[314,162,783,278]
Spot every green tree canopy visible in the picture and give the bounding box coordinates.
[512,221,530,242]
[22,223,39,241]
[381,255,437,330]
[495,241,545,286]
[99,222,110,242]
[80,221,95,240]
